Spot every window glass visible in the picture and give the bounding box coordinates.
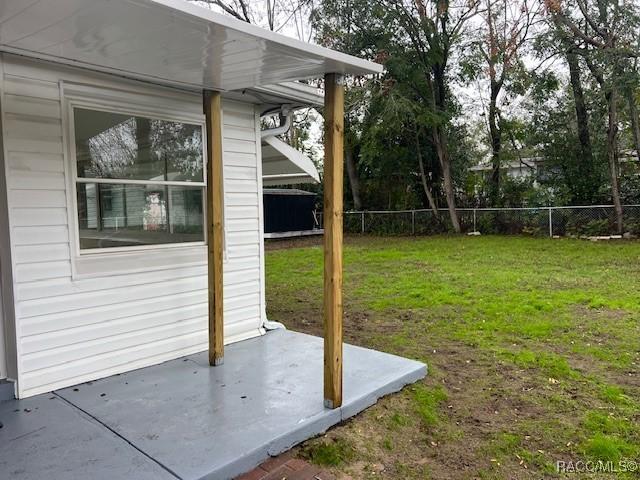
[76,184,204,249]
[74,108,204,182]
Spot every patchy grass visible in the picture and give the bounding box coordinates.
[266,236,640,479]
[583,434,636,463]
[300,438,356,467]
[413,384,448,427]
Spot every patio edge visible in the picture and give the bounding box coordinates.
[209,356,427,480]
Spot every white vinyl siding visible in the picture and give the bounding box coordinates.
[0,278,5,379]
[1,54,265,398]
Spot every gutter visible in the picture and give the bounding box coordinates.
[260,105,292,138]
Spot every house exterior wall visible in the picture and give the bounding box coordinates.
[0,54,265,398]
[0,273,6,379]
[0,63,17,382]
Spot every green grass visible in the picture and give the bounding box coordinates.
[413,384,448,427]
[266,236,640,479]
[583,433,636,463]
[300,438,356,466]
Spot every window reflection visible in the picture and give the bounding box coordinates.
[73,107,206,251]
[74,108,203,182]
[77,184,204,249]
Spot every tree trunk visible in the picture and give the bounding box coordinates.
[433,126,461,233]
[431,66,461,233]
[627,89,640,162]
[344,145,362,210]
[607,87,624,234]
[416,132,439,216]
[567,51,594,167]
[488,81,502,205]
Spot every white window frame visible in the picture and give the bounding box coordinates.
[61,82,210,278]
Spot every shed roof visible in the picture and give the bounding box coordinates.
[0,0,382,92]
[263,188,316,196]
[262,135,320,186]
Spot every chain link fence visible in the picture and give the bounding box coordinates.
[322,205,640,237]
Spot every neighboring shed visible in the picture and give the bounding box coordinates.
[263,188,321,238]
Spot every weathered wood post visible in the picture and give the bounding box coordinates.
[323,73,344,408]
[203,90,224,366]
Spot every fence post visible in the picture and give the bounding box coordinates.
[361,212,365,234]
[473,209,477,233]
[548,208,553,238]
[411,210,415,235]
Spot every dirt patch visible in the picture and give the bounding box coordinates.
[280,311,578,477]
[572,304,629,324]
[270,303,385,348]
[265,236,323,251]
[552,306,640,388]
[291,331,568,480]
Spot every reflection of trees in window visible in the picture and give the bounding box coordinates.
[76,109,203,181]
[82,117,137,178]
[149,120,203,181]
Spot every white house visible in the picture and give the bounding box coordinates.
[0,0,382,400]
[469,157,546,182]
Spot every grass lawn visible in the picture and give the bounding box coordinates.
[265,236,640,480]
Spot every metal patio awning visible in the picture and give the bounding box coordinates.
[0,0,382,91]
[262,135,320,186]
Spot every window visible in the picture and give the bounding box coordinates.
[73,107,206,251]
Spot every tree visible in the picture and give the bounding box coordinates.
[621,60,640,161]
[313,0,481,226]
[359,83,442,215]
[546,0,640,233]
[344,84,366,210]
[566,48,595,172]
[528,82,610,205]
[398,0,479,232]
[311,0,381,210]
[467,0,541,203]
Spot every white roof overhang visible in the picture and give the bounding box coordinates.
[252,82,324,109]
[262,135,320,186]
[0,0,382,92]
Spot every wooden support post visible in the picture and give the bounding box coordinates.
[323,73,344,409]
[204,90,224,366]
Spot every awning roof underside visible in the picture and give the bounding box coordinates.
[262,135,320,186]
[0,0,382,92]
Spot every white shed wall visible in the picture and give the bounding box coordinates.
[0,54,265,398]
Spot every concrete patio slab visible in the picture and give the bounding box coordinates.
[0,393,175,480]
[1,330,426,480]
